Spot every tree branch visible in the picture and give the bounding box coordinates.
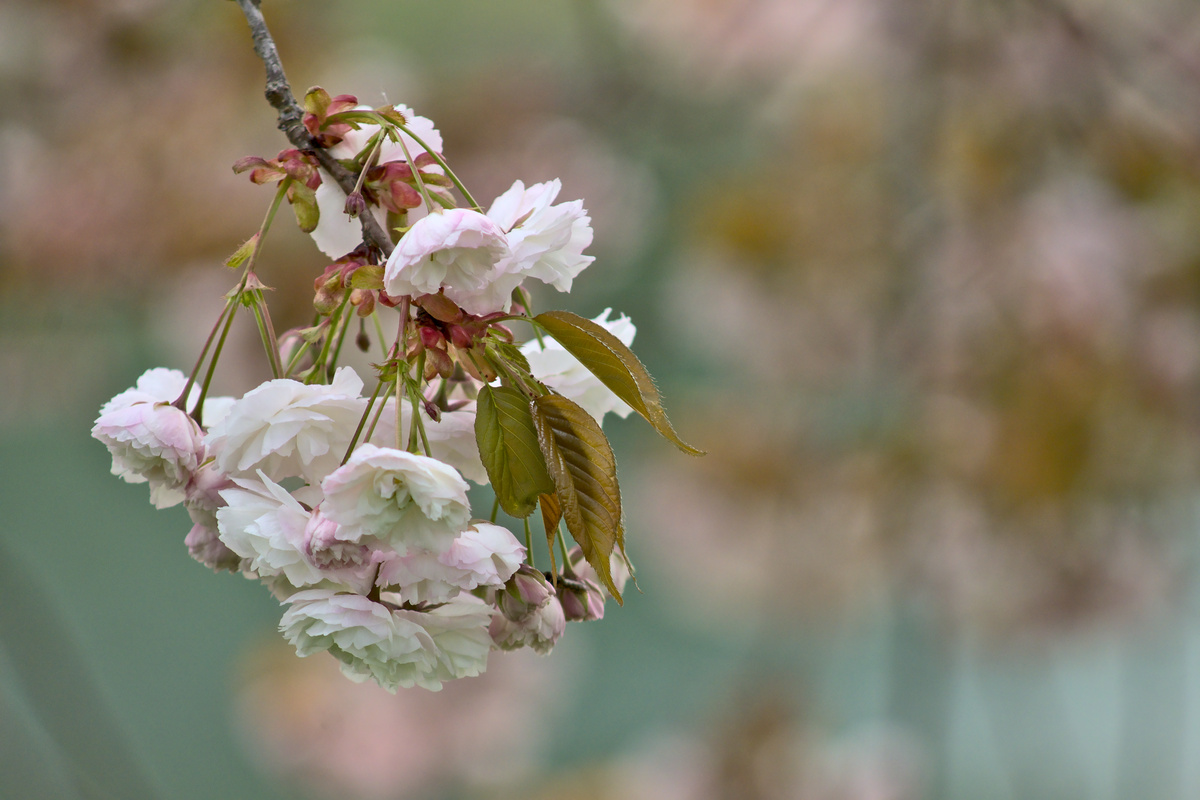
[234,0,395,258]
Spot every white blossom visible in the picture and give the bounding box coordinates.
[320,444,472,554]
[487,179,594,292]
[309,177,389,260]
[280,590,440,692]
[393,594,495,687]
[370,398,488,484]
[217,473,321,585]
[207,367,366,484]
[376,521,525,603]
[383,209,518,316]
[520,308,637,423]
[92,373,207,509]
[217,473,372,592]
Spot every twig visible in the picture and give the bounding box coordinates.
[234,0,394,258]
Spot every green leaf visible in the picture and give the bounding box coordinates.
[348,265,384,290]
[288,183,319,233]
[532,394,625,603]
[303,86,332,117]
[534,310,704,456]
[475,385,555,518]
[224,233,259,269]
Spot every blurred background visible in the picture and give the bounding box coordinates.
[5,0,1200,797]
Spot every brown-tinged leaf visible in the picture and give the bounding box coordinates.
[540,491,562,543]
[534,310,704,456]
[532,394,625,603]
[539,491,563,580]
[475,385,555,518]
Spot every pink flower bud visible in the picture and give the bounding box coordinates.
[304,506,377,571]
[559,545,625,621]
[185,519,241,572]
[498,565,553,621]
[489,595,566,655]
[419,325,445,350]
[446,323,475,350]
[558,576,606,622]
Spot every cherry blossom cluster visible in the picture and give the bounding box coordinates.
[91,93,654,692]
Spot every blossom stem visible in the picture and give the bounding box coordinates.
[328,306,355,379]
[177,180,288,410]
[176,295,233,412]
[363,376,394,444]
[255,289,283,378]
[342,378,386,465]
[433,374,450,411]
[371,311,388,357]
[394,300,410,449]
[391,133,438,216]
[490,496,499,523]
[396,123,481,212]
[350,132,384,203]
[248,291,282,379]
[519,289,545,348]
[282,337,312,377]
[557,528,571,570]
[191,288,240,425]
[404,350,432,456]
[307,295,351,384]
[524,517,535,571]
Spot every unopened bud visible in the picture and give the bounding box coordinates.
[447,324,475,350]
[355,326,370,353]
[344,191,368,219]
[424,347,453,381]
[558,576,606,622]
[560,545,626,619]
[419,326,445,350]
[313,286,343,316]
[499,565,553,621]
[350,287,376,317]
[304,506,376,570]
[313,267,346,315]
[489,595,566,655]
